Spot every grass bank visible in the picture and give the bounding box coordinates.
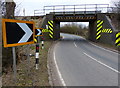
[2,41,53,87]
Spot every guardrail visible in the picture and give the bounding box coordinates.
[34,4,116,16]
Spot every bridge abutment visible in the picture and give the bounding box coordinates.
[88,20,97,42]
[97,14,116,46]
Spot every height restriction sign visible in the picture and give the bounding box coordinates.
[2,19,35,47]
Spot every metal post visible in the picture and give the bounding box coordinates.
[84,4,86,15]
[12,47,17,82]
[107,4,109,13]
[74,5,75,16]
[23,8,25,16]
[63,5,65,15]
[96,4,97,14]
[35,37,39,70]
[43,6,45,15]
[0,6,2,87]
[53,6,55,15]
[27,45,30,75]
[41,39,44,49]
[34,10,35,16]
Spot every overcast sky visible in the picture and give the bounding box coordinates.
[13,0,118,16]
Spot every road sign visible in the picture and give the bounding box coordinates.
[35,28,43,36]
[42,29,49,32]
[2,19,35,47]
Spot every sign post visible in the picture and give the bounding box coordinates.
[26,45,30,75]
[12,47,17,82]
[34,28,44,69]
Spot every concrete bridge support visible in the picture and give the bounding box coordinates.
[88,20,97,42]
[54,21,60,40]
[46,14,60,40]
[97,14,116,46]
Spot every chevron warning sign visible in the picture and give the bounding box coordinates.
[35,28,43,36]
[2,19,35,47]
[96,20,103,40]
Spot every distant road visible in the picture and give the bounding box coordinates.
[52,33,118,86]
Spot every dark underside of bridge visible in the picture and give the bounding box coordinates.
[46,13,95,40]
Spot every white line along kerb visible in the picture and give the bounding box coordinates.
[17,23,33,43]
[89,42,118,54]
[53,51,66,86]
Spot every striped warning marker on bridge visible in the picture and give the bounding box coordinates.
[48,20,53,39]
[115,32,120,47]
[102,29,112,33]
[96,20,103,40]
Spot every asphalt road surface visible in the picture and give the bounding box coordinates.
[52,33,119,86]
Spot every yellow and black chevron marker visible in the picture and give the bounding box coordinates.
[48,20,53,39]
[96,20,103,40]
[115,32,120,47]
[34,36,38,43]
[102,29,112,33]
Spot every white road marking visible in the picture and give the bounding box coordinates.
[83,52,120,73]
[89,42,118,55]
[74,42,77,47]
[70,34,118,55]
[53,51,66,86]
[17,23,33,43]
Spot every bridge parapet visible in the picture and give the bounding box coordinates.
[34,4,115,16]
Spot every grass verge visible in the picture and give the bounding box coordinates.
[2,41,53,86]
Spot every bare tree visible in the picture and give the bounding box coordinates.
[1,0,16,73]
[114,0,120,12]
[113,0,120,21]
[111,0,120,30]
[1,0,16,18]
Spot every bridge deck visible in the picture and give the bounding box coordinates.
[50,11,101,15]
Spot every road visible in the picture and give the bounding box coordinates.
[52,33,119,86]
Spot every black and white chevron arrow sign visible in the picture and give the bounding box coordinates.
[2,19,34,47]
[35,29,42,36]
[17,23,33,43]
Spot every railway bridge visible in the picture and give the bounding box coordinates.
[34,4,119,46]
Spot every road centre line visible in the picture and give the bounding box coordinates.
[72,35,118,54]
[74,42,77,47]
[83,52,120,73]
[74,41,119,73]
